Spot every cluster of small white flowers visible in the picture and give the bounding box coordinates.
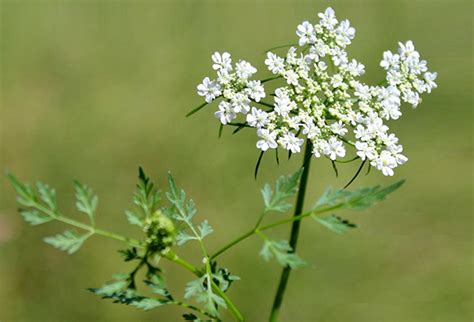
[196,7,437,176]
[380,40,438,108]
[197,52,265,125]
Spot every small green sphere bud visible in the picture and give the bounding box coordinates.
[143,210,176,253]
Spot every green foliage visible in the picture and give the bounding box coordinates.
[8,174,97,254]
[19,209,52,225]
[211,264,240,293]
[125,210,144,227]
[7,173,37,207]
[130,298,166,310]
[166,173,195,222]
[7,167,407,322]
[198,220,214,239]
[314,215,356,234]
[118,247,139,262]
[166,173,213,247]
[144,274,173,299]
[124,167,162,229]
[44,230,91,254]
[74,181,98,223]
[89,273,130,297]
[37,182,57,211]
[184,275,226,317]
[259,239,306,269]
[315,180,405,210]
[261,169,303,213]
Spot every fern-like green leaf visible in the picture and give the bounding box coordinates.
[261,169,303,213]
[43,230,91,254]
[19,209,52,225]
[74,181,98,222]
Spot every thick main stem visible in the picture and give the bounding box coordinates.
[269,140,313,322]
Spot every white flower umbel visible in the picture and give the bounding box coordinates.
[197,51,265,124]
[196,7,437,176]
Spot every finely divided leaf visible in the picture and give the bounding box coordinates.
[176,231,197,246]
[261,169,303,213]
[7,173,37,207]
[314,215,356,234]
[74,181,98,221]
[19,209,53,225]
[166,173,189,220]
[130,298,166,310]
[88,273,129,297]
[37,182,57,211]
[184,276,226,317]
[44,230,91,254]
[315,180,405,211]
[260,239,306,269]
[198,220,213,239]
[125,210,144,227]
[133,167,161,216]
[144,274,172,299]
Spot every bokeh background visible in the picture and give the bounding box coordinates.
[1,1,472,321]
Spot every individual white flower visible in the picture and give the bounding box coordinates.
[354,124,370,141]
[297,21,316,46]
[214,101,236,124]
[197,77,221,103]
[423,72,438,93]
[331,74,344,88]
[408,57,427,75]
[285,115,302,130]
[355,141,377,160]
[274,88,294,116]
[324,137,346,160]
[335,20,355,46]
[380,51,400,70]
[374,151,397,176]
[330,121,348,136]
[302,119,321,139]
[217,69,233,85]
[265,52,285,74]
[367,117,389,136]
[284,70,299,86]
[318,7,338,30]
[230,92,251,114]
[256,128,278,151]
[279,132,304,153]
[246,107,269,128]
[211,52,232,71]
[381,133,399,146]
[235,60,257,80]
[402,89,421,108]
[354,83,371,101]
[381,103,401,120]
[246,80,266,102]
[330,47,348,66]
[398,40,418,60]
[312,139,327,158]
[345,59,365,76]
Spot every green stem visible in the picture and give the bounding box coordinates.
[163,250,244,322]
[269,140,313,322]
[35,203,142,247]
[171,301,218,320]
[211,281,244,322]
[35,200,242,321]
[211,229,255,260]
[210,203,342,260]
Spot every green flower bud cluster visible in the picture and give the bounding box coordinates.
[143,210,176,253]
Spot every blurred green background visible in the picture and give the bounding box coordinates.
[0,0,472,321]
